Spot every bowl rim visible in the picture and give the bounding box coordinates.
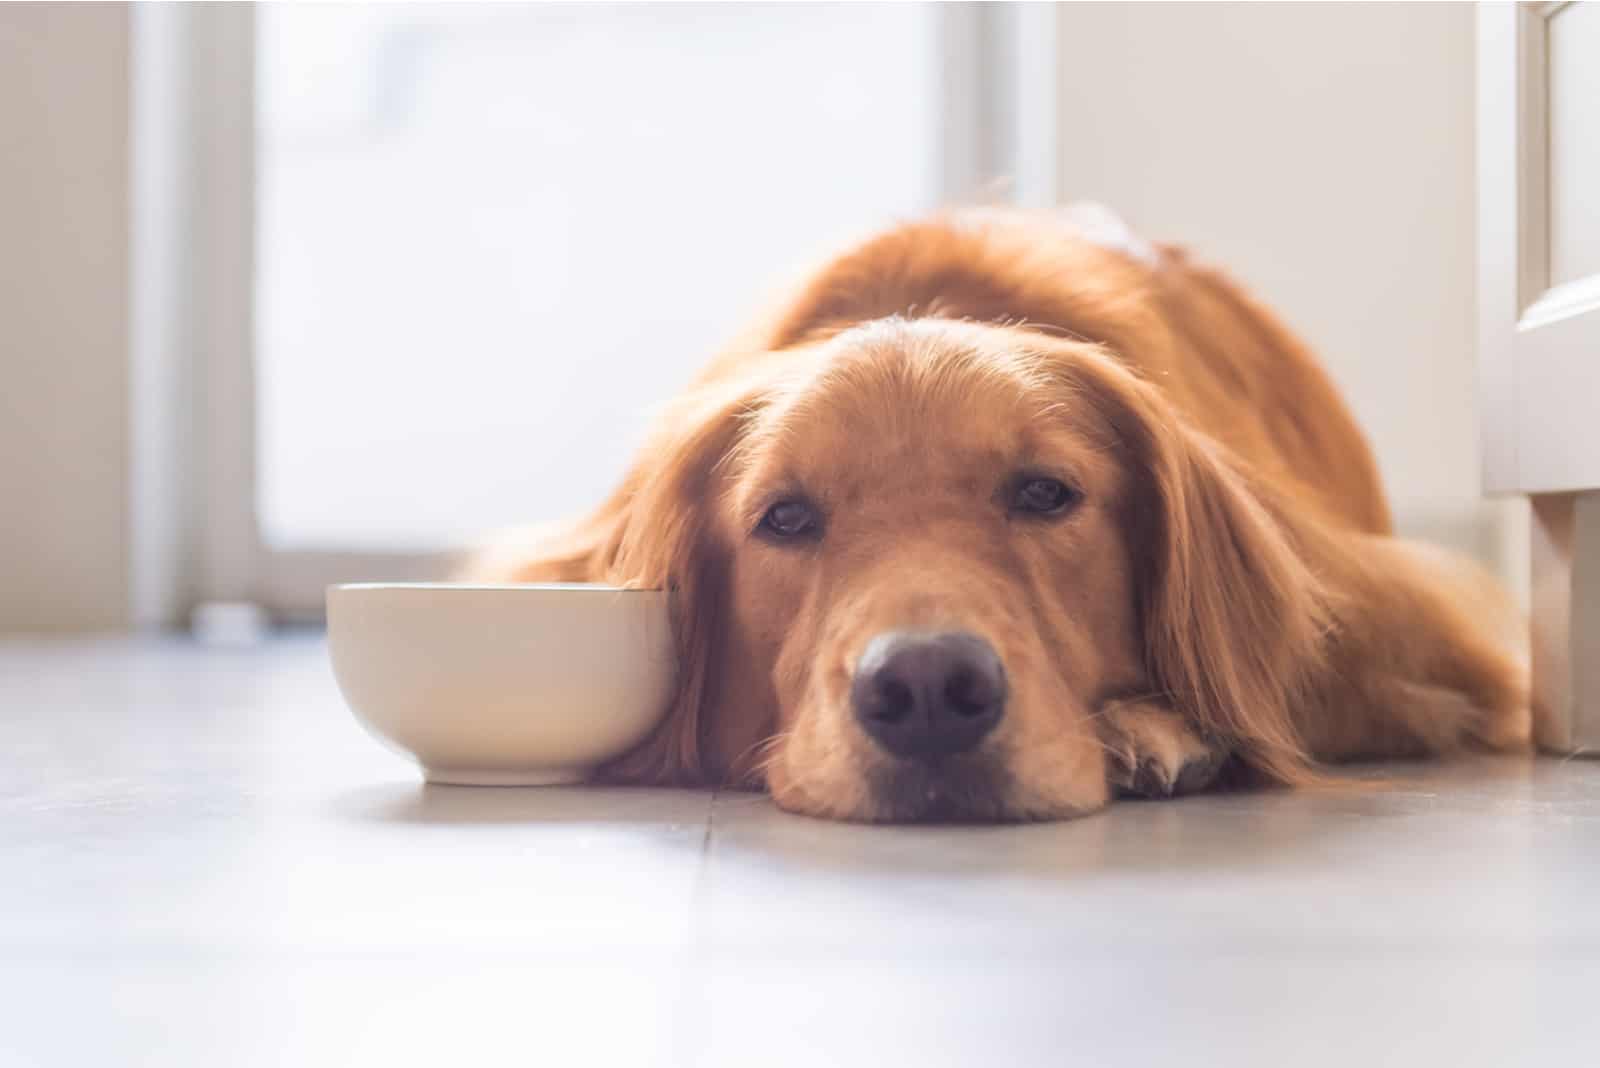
[327,582,666,594]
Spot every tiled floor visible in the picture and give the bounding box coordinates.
[3,638,1598,1067]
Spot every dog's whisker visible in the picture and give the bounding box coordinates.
[740,730,794,781]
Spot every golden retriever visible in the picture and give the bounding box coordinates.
[469,206,1529,822]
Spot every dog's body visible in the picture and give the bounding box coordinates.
[472,207,1529,821]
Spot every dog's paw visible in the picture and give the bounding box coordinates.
[1099,700,1229,799]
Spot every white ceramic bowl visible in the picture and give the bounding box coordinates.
[327,583,674,785]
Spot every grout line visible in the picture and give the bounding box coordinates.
[698,787,718,863]
[667,788,719,1068]
[686,786,719,937]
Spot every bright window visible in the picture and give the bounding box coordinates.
[256,3,943,551]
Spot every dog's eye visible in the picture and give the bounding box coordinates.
[758,499,822,540]
[1012,477,1079,516]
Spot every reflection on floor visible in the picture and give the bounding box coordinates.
[2,637,1597,1067]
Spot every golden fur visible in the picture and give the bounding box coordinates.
[469,207,1529,822]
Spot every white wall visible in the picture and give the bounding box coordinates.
[0,5,133,630]
[1054,2,1524,584]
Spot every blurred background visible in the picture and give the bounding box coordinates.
[0,2,1522,633]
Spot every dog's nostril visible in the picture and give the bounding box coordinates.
[871,678,914,724]
[943,668,989,717]
[850,630,1007,759]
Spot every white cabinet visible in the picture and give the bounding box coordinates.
[1479,1,1600,751]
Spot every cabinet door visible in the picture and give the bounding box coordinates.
[1479,1,1600,495]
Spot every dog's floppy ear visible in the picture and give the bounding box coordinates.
[588,374,767,785]
[1063,349,1328,782]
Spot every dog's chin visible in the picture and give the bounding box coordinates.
[768,732,1102,823]
[858,754,1023,823]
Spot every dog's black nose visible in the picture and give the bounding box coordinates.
[851,631,1007,759]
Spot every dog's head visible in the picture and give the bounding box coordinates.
[600,318,1323,821]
